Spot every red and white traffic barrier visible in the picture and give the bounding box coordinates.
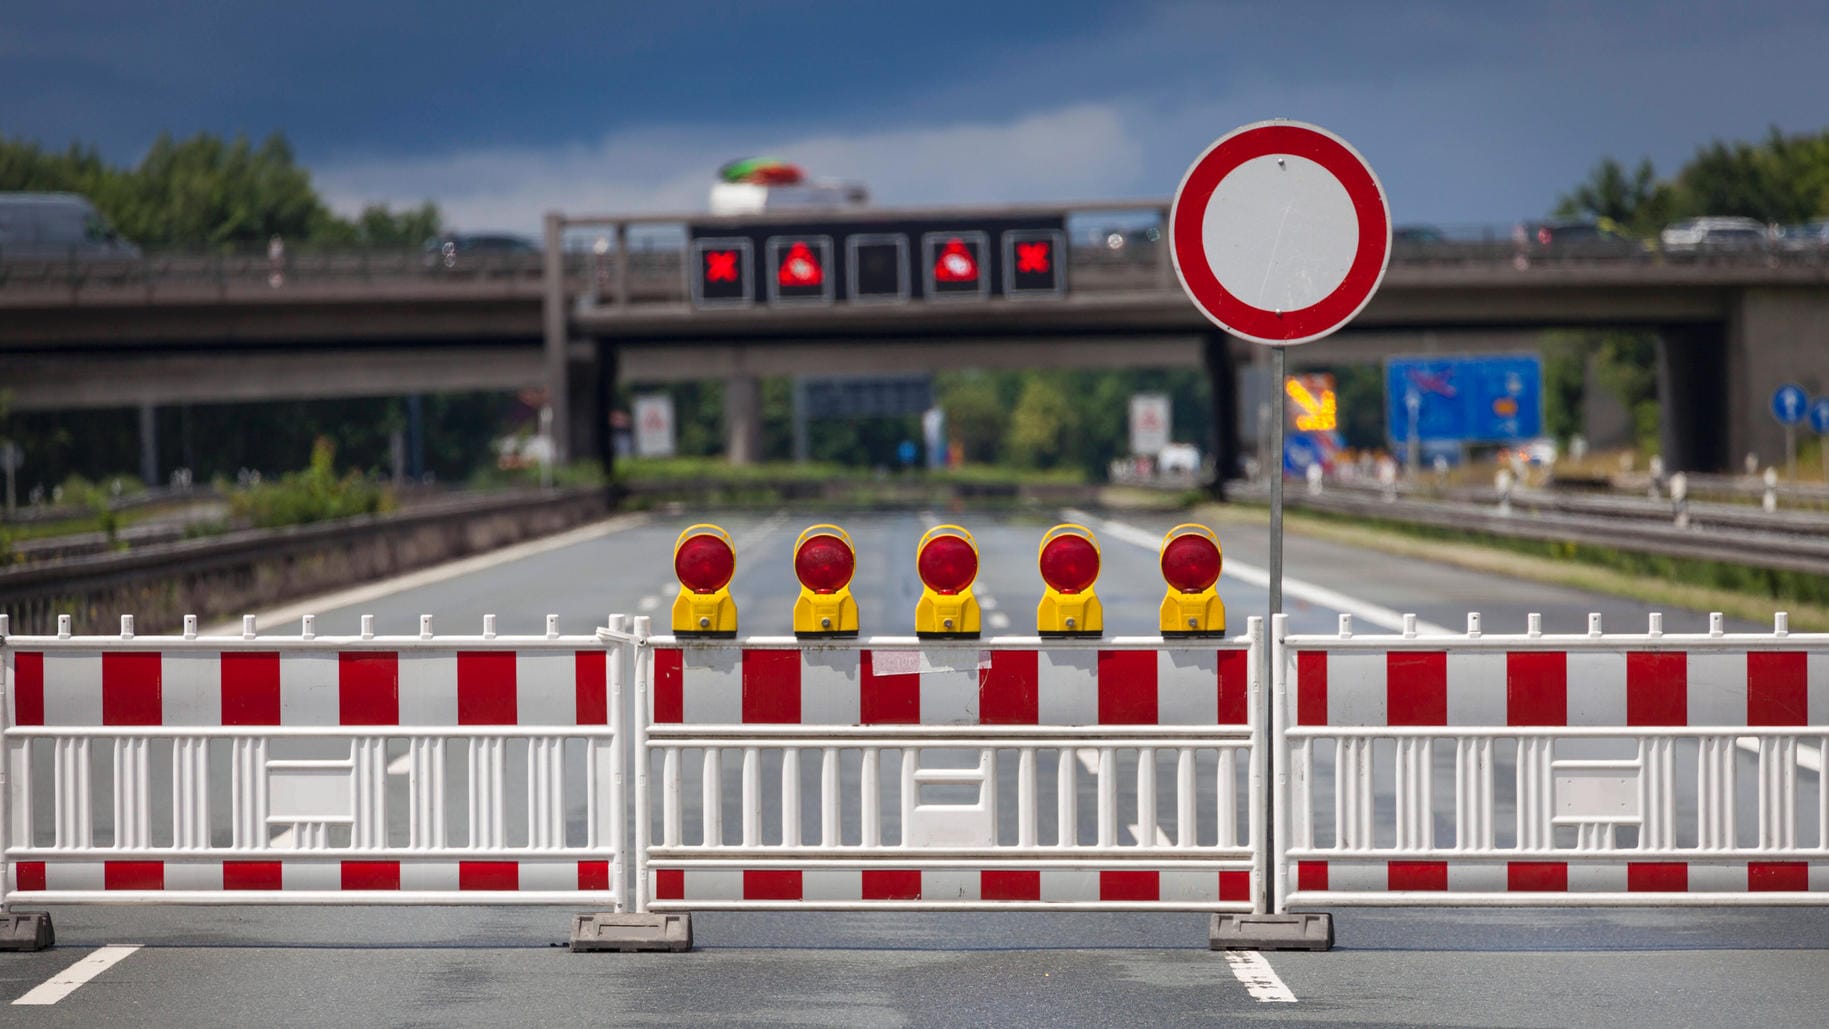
[1274,611,1829,906]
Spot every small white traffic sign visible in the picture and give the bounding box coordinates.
[1771,384,1807,425]
[1170,120,1390,346]
[634,394,676,458]
[1129,393,1171,456]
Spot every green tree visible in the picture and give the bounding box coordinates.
[1554,156,1672,235]
[1004,375,1079,469]
[935,372,1011,463]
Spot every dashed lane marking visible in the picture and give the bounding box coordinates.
[1063,509,1453,635]
[1224,950,1298,1003]
[14,945,141,1006]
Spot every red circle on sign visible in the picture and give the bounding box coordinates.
[1170,122,1390,345]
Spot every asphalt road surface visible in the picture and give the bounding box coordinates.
[7,507,1823,1027]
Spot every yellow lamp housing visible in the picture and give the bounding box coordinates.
[1157,523,1226,637]
[792,524,859,638]
[914,524,981,639]
[671,524,738,637]
[1036,523,1103,638]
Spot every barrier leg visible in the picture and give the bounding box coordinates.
[0,912,54,952]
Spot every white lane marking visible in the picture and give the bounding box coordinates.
[735,510,792,552]
[1736,736,1824,773]
[203,512,649,634]
[637,595,662,612]
[1077,748,1098,773]
[979,594,1000,611]
[988,611,1011,630]
[1224,950,1297,1003]
[1127,821,1174,846]
[1065,509,1453,635]
[14,945,141,1006]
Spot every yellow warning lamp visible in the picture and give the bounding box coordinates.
[1036,524,1103,638]
[671,524,738,637]
[1158,524,1225,637]
[792,524,859,638]
[914,525,981,639]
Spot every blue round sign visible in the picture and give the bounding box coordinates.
[1772,384,1808,425]
[1810,397,1829,435]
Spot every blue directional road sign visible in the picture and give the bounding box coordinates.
[1385,355,1543,443]
[1810,397,1829,435]
[1771,384,1808,425]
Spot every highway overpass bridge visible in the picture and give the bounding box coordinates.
[3,200,1827,477]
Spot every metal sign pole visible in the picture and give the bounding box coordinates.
[1786,424,1797,481]
[1268,347,1285,618]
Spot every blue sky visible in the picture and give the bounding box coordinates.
[5,1,1827,232]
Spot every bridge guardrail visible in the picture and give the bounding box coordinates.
[2,613,628,919]
[1273,611,1829,907]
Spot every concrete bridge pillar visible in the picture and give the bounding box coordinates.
[724,375,762,465]
[1655,324,1727,473]
[1726,288,1829,471]
[1203,333,1238,499]
[138,402,158,487]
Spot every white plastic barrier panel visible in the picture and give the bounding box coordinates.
[2,613,627,909]
[1273,611,1829,907]
[634,619,1264,911]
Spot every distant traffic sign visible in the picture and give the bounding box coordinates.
[691,237,753,306]
[1810,397,1829,435]
[1003,229,1066,297]
[1385,355,1543,443]
[767,235,834,304]
[1169,120,1390,345]
[1772,384,1808,425]
[924,231,988,299]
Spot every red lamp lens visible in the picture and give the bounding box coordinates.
[1038,535,1099,594]
[1161,534,1220,593]
[794,534,855,593]
[675,534,735,593]
[917,535,978,594]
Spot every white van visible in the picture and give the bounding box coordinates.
[0,193,141,262]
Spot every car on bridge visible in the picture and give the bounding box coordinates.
[1659,216,1771,252]
[0,192,141,263]
[1777,219,1829,251]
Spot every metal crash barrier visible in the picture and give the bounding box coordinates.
[2,612,629,951]
[632,620,1265,917]
[1274,611,1829,908]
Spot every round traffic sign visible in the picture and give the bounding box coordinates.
[1772,383,1808,426]
[1809,397,1829,435]
[1170,121,1390,346]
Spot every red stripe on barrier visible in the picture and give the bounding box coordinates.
[743,869,802,900]
[654,648,683,723]
[1296,861,1328,892]
[1099,870,1159,901]
[1216,649,1249,725]
[862,869,923,900]
[102,652,162,726]
[655,868,684,900]
[577,860,611,891]
[980,870,1041,901]
[742,650,801,724]
[459,861,519,891]
[980,649,1039,725]
[1626,652,1686,726]
[575,651,608,725]
[1219,870,1250,903]
[105,860,163,890]
[1506,651,1567,726]
[457,651,517,725]
[1507,861,1568,892]
[861,650,920,724]
[1386,652,1446,726]
[13,652,44,726]
[1388,860,1448,891]
[338,653,399,726]
[16,861,46,892]
[221,652,281,726]
[1097,650,1157,724]
[1627,861,1688,892]
[223,860,282,890]
[1748,861,1809,892]
[1748,652,1808,726]
[1296,652,1327,726]
[341,860,401,890]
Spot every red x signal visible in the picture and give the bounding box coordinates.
[705,250,739,282]
[1016,241,1051,273]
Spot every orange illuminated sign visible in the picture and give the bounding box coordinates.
[1285,374,1338,432]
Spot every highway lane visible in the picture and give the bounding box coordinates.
[8,507,1825,1026]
